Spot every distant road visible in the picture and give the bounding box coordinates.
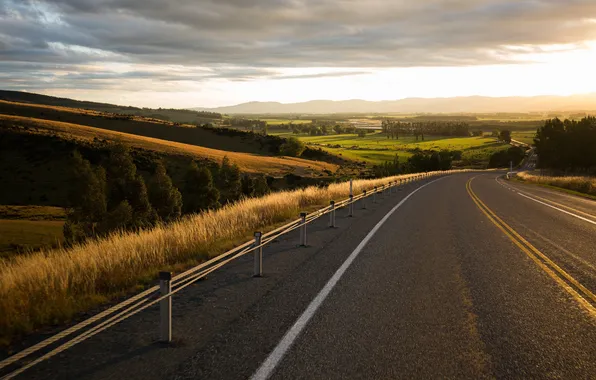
[19,173,596,379]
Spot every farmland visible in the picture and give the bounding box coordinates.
[271,130,510,166]
[512,130,537,145]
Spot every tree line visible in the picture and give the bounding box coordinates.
[64,144,269,245]
[372,150,461,177]
[380,120,470,140]
[534,116,596,172]
[223,118,268,134]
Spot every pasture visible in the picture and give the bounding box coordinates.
[271,131,509,165]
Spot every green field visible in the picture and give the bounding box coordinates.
[512,130,537,145]
[0,205,65,257]
[272,131,509,165]
[261,118,312,125]
[0,219,64,257]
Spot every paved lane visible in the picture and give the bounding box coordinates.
[261,173,596,379]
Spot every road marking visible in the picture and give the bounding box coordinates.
[467,177,596,318]
[250,176,447,380]
[516,192,596,226]
[495,177,596,226]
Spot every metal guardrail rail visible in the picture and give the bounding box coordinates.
[0,171,452,379]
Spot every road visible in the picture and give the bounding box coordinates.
[13,172,596,379]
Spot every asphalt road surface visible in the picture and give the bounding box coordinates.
[13,172,596,379]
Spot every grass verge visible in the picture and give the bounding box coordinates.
[516,171,596,199]
[0,171,459,346]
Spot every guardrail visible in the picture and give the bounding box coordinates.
[0,171,450,379]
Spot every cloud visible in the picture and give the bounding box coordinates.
[1,0,596,92]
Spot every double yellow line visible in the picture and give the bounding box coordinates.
[466,177,596,318]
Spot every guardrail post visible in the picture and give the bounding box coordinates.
[349,195,354,217]
[253,231,262,277]
[362,190,367,209]
[373,187,377,203]
[159,271,172,343]
[329,201,336,228]
[299,212,307,246]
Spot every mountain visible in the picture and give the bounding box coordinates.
[191,94,596,114]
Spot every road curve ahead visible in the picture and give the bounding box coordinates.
[17,172,596,380]
[250,173,596,379]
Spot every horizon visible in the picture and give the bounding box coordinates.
[2,1,596,108]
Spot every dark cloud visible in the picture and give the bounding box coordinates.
[1,0,596,90]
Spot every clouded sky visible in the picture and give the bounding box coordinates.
[2,0,596,108]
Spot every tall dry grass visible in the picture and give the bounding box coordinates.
[517,171,596,197]
[0,171,454,344]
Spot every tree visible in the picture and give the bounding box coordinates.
[148,162,182,222]
[240,174,270,197]
[183,161,220,213]
[499,130,512,143]
[357,129,367,137]
[241,174,255,197]
[103,144,155,229]
[217,156,242,204]
[279,137,306,157]
[488,146,525,168]
[63,151,107,244]
[252,174,270,197]
[534,116,596,170]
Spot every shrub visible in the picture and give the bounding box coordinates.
[279,137,306,157]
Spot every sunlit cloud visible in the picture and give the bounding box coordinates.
[1,0,596,107]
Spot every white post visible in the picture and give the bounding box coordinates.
[299,212,307,246]
[349,195,354,217]
[349,179,353,198]
[373,187,377,203]
[362,190,367,209]
[253,231,262,277]
[329,201,336,228]
[159,271,172,343]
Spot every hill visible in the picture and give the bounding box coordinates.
[0,90,222,124]
[192,94,596,114]
[0,114,336,177]
[0,99,343,165]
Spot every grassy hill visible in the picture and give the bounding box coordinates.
[0,99,343,164]
[0,96,343,258]
[0,90,222,124]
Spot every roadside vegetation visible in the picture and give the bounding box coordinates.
[515,116,596,197]
[516,172,596,198]
[0,170,453,347]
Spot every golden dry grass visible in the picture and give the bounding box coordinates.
[0,114,337,176]
[0,171,458,344]
[517,171,596,197]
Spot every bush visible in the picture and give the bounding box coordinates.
[279,137,306,157]
[488,146,525,168]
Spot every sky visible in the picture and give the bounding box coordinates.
[1,0,596,108]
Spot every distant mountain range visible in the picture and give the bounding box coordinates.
[191,94,596,114]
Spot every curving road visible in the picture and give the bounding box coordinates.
[15,172,596,380]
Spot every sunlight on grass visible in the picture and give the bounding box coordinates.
[517,171,596,197]
[0,171,455,343]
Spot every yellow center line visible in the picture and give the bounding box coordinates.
[466,176,596,318]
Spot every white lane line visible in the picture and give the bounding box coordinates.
[250,176,447,380]
[516,192,596,226]
[495,176,596,226]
